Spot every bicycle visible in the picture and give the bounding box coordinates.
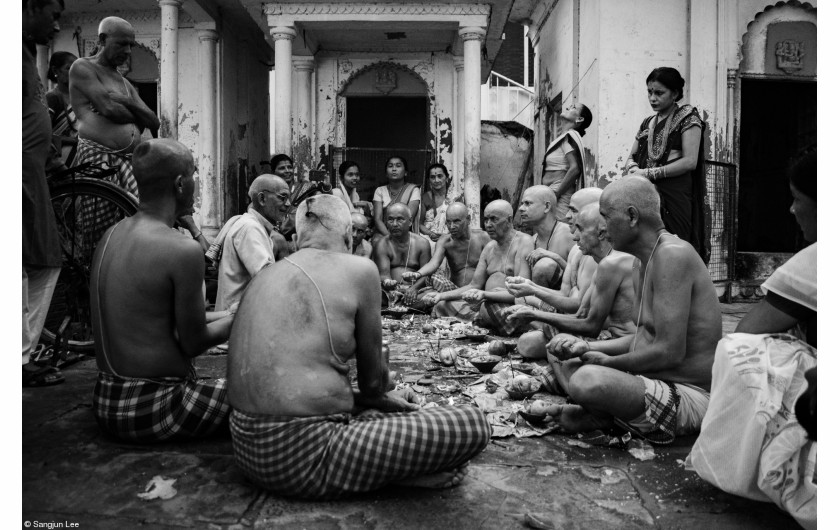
[38,162,138,358]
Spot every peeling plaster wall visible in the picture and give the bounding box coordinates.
[479,122,532,204]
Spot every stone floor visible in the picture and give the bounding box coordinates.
[22,301,802,529]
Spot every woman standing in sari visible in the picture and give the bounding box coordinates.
[625,67,710,263]
[542,102,592,219]
[46,51,79,167]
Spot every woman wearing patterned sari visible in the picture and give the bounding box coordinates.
[46,51,79,166]
[625,67,710,263]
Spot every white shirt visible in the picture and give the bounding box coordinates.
[214,207,275,310]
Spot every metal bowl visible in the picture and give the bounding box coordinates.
[469,355,503,373]
[518,410,548,423]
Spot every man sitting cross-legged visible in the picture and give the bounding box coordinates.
[503,203,636,360]
[517,185,575,290]
[542,177,721,443]
[374,203,432,309]
[428,200,531,335]
[504,187,603,324]
[399,202,491,320]
[351,212,373,258]
[227,195,491,499]
[90,139,233,443]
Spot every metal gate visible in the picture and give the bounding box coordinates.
[329,147,435,202]
[705,160,737,289]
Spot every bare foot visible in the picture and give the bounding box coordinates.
[548,404,613,433]
[393,464,469,489]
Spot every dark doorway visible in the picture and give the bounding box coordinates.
[737,79,816,252]
[135,82,159,138]
[345,96,430,200]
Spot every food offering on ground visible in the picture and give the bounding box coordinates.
[504,375,541,400]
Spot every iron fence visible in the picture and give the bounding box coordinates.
[705,160,737,285]
[329,147,435,202]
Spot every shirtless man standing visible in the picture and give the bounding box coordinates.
[504,203,636,359]
[518,185,575,289]
[227,194,490,499]
[506,187,602,316]
[544,177,721,442]
[90,139,232,443]
[70,17,159,197]
[374,203,432,308]
[400,203,491,319]
[432,200,530,335]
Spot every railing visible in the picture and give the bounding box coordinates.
[328,147,435,202]
[705,160,737,290]
[481,71,535,129]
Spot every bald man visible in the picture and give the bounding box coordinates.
[432,200,530,335]
[71,17,159,198]
[400,203,491,319]
[544,177,721,443]
[518,185,575,289]
[90,139,233,443]
[504,203,637,359]
[374,203,432,308]
[505,187,603,316]
[227,194,490,499]
[214,174,290,311]
[351,212,373,258]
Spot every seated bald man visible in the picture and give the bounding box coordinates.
[504,203,637,359]
[90,139,233,443]
[431,200,530,335]
[506,187,602,316]
[399,203,491,319]
[517,185,575,290]
[374,203,432,309]
[543,177,721,444]
[351,212,373,258]
[214,174,291,311]
[227,194,490,499]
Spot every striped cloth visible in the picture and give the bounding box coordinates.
[92,371,230,443]
[429,273,457,293]
[482,300,531,337]
[73,138,138,258]
[615,378,682,445]
[230,404,491,499]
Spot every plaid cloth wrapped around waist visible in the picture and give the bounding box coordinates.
[230,404,491,499]
[92,371,230,443]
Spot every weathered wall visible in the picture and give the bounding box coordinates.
[479,122,532,205]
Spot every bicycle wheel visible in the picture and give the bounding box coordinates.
[41,177,139,352]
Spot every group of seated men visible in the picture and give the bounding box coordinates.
[91,138,723,498]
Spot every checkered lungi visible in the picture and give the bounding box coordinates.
[73,138,138,257]
[430,273,458,293]
[482,300,531,337]
[230,404,491,499]
[92,371,230,443]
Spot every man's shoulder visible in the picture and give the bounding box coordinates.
[602,250,636,269]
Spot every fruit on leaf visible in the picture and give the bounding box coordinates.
[421,323,435,334]
[487,340,507,357]
[439,347,457,366]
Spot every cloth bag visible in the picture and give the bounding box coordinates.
[686,333,816,529]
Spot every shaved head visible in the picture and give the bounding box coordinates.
[98,16,133,38]
[385,202,411,219]
[485,200,513,218]
[523,185,557,209]
[602,176,660,221]
[571,187,602,207]
[446,202,469,219]
[296,194,353,252]
[351,212,368,227]
[577,203,605,231]
[132,139,193,200]
[248,174,287,203]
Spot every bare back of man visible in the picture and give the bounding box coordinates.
[93,220,208,377]
[229,250,381,416]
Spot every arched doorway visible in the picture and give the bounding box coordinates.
[737,2,816,253]
[337,62,433,201]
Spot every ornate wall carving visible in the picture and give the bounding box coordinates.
[264,3,490,16]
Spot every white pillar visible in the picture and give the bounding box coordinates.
[271,26,296,155]
[198,28,220,229]
[292,56,315,176]
[159,0,182,139]
[453,57,465,196]
[459,26,485,227]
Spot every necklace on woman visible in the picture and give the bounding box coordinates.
[389,183,408,202]
[631,231,667,351]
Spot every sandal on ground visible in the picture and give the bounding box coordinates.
[23,364,65,387]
